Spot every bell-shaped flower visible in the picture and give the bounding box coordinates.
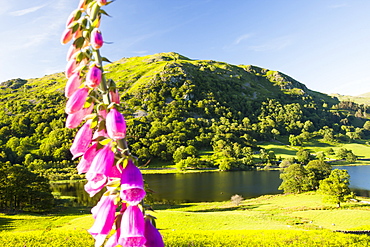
[105,205,127,247]
[77,142,98,174]
[86,65,102,88]
[66,103,94,129]
[85,144,114,197]
[109,89,120,104]
[118,205,146,247]
[144,217,164,247]
[106,108,126,140]
[65,72,82,98]
[120,160,146,205]
[65,58,79,78]
[61,28,73,45]
[70,119,93,159]
[88,195,118,247]
[65,87,89,114]
[91,28,103,50]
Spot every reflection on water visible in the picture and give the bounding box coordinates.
[336,165,370,197]
[144,170,283,203]
[51,166,370,206]
[51,170,283,206]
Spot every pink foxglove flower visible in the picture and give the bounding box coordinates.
[65,58,79,78]
[109,89,120,104]
[77,142,99,174]
[91,28,103,49]
[66,103,94,129]
[105,205,127,247]
[65,87,89,114]
[85,144,114,197]
[65,72,82,98]
[120,160,146,205]
[86,65,102,88]
[88,195,118,247]
[144,217,164,247]
[70,119,93,159]
[61,28,73,44]
[106,108,127,140]
[118,205,146,247]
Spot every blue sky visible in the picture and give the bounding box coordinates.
[1,0,370,96]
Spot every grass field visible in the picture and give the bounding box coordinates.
[1,193,370,246]
[258,138,370,162]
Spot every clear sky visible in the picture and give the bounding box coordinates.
[1,0,370,96]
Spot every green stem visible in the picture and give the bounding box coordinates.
[93,49,130,155]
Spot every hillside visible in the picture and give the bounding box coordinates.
[0,52,369,178]
[330,93,370,105]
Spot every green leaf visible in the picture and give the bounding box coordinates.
[99,9,111,17]
[73,36,85,49]
[99,138,112,146]
[92,136,106,142]
[91,117,98,129]
[102,57,112,63]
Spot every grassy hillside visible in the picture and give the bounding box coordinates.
[331,93,370,105]
[1,193,370,246]
[0,52,369,181]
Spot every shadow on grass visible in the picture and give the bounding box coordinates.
[51,206,92,216]
[185,203,268,212]
[0,217,15,231]
[152,204,195,210]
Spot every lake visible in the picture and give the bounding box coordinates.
[51,165,370,206]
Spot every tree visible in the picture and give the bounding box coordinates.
[364,121,370,131]
[296,149,311,165]
[267,150,276,164]
[306,160,331,190]
[0,164,54,212]
[279,163,310,193]
[336,148,348,159]
[318,169,354,207]
[345,151,357,163]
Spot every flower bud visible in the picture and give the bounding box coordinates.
[106,108,127,140]
[61,28,73,45]
[65,87,89,114]
[86,65,102,88]
[66,103,94,129]
[144,217,165,247]
[97,0,108,6]
[66,44,78,61]
[65,72,82,98]
[78,0,87,10]
[91,28,103,50]
[70,119,93,159]
[65,58,79,78]
[109,89,120,104]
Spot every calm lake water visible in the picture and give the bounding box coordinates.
[51,166,370,206]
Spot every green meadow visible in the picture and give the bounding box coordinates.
[1,193,370,246]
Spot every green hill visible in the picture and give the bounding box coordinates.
[0,52,369,179]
